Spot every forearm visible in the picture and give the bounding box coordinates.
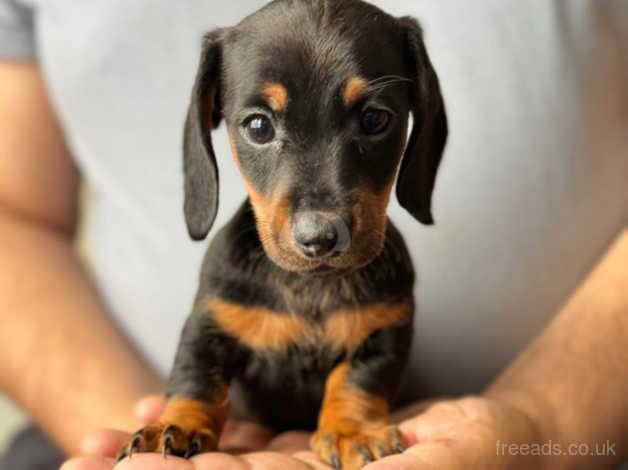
[487,229,628,468]
[0,208,162,455]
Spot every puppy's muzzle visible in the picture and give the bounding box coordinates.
[292,211,351,259]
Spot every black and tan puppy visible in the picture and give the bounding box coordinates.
[119,0,447,468]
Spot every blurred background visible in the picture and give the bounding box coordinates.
[0,0,626,467]
[0,397,24,452]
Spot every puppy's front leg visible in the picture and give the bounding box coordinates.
[118,310,238,460]
[312,325,412,470]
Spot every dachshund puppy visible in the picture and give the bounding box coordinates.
[119,0,447,468]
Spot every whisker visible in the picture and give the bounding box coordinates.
[366,77,412,95]
[367,74,409,85]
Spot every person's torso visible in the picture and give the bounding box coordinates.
[26,0,628,398]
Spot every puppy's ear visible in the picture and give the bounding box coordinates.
[183,29,225,240]
[396,17,448,225]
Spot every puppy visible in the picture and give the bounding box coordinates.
[119,0,447,468]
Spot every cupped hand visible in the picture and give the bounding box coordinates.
[61,394,296,470]
[62,424,320,470]
[366,396,547,470]
[61,394,548,470]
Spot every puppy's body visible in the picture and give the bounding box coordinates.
[188,202,414,431]
[120,0,447,468]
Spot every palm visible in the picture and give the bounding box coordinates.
[367,397,544,470]
[62,397,544,470]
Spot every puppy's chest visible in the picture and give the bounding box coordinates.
[207,278,412,354]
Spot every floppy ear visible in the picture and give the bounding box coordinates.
[396,17,448,225]
[183,30,225,240]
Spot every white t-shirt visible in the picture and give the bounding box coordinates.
[2,0,626,400]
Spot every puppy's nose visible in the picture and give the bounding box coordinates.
[292,211,347,258]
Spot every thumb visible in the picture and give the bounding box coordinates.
[80,429,132,458]
[133,394,166,424]
[363,442,468,470]
[61,456,116,470]
[79,395,165,458]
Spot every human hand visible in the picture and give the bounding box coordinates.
[61,394,289,470]
[62,394,548,470]
[366,395,547,470]
[63,421,321,470]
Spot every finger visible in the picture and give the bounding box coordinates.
[392,407,498,469]
[266,431,311,453]
[115,453,193,470]
[364,441,469,470]
[363,453,424,470]
[60,456,116,470]
[81,429,132,458]
[134,395,166,424]
[190,452,249,469]
[241,451,316,470]
[365,441,468,470]
[219,419,274,452]
[390,398,447,423]
[398,400,474,446]
[292,450,338,469]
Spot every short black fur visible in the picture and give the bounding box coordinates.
[171,0,447,445]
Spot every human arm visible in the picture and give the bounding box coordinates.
[367,228,628,469]
[0,60,162,455]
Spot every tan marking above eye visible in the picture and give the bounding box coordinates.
[262,83,290,112]
[343,76,368,107]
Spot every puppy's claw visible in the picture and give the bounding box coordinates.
[391,428,405,453]
[376,445,388,458]
[120,423,218,461]
[358,445,374,464]
[116,449,127,463]
[163,434,172,458]
[129,434,141,458]
[184,438,201,459]
[312,424,405,469]
[116,433,141,462]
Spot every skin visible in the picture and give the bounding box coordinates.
[0,60,278,459]
[64,229,628,469]
[0,60,164,454]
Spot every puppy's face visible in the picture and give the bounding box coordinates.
[183,0,448,274]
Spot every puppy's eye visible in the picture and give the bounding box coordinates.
[244,115,275,144]
[360,108,391,135]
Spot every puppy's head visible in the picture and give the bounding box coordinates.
[184,0,447,274]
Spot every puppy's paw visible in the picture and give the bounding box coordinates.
[117,423,219,461]
[311,424,405,470]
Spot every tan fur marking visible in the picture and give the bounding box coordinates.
[348,177,397,268]
[317,363,389,432]
[263,82,290,112]
[160,391,228,436]
[324,299,412,351]
[229,132,294,262]
[245,180,292,260]
[209,298,311,350]
[312,364,402,469]
[358,178,395,229]
[120,393,229,455]
[343,76,368,107]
